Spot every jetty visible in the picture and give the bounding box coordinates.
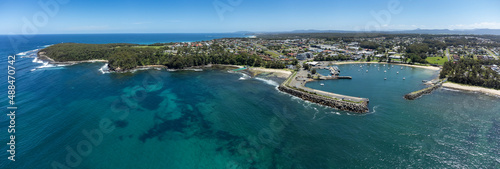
[404,79,444,100]
[279,63,369,113]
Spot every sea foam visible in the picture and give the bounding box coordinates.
[254,77,279,87]
[99,64,110,74]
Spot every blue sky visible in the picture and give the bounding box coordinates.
[1,0,499,34]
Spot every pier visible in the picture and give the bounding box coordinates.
[404,79,444,100]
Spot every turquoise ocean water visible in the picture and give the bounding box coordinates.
[0,34,499,168]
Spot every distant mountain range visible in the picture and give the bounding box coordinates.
[242,29,500,35]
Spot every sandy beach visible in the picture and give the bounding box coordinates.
[331,61,441,71]
[248,67,292,78]
[443,82,500,97]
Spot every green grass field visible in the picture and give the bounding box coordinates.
[265,51,280,57]
[426,56,447,65]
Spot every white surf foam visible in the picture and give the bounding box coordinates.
[37,62,55,69]
[441,88,460,92]
[370,105,379,114]
[18,48,42,57]
[99,64,110,74]
[238,73,251,80]
[255,77,279,87]
[16,52,27,56]
[32,57,44,64]
[31,62,61,71]
[328,111,341,115]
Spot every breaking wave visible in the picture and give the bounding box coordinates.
[255,77,279,87]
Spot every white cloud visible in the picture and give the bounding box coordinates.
[358,22,500,31]
[447,22,500,30]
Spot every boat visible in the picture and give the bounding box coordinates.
[397,71,399,74]
[320,83,324,86]
[384,70,387,73]
[366,70,368,72]
[401,67,403,70]
[384,78,387,80]
[403,77,406,80]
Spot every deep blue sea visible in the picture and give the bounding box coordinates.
[0,34,500,168]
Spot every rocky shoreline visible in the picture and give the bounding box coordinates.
[37,50,246,73]
[109,64,242,73]
[38,51,108,66]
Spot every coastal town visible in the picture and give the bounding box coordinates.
[163,34,499,68]
[37,33,500,113]
[157,34,500,106]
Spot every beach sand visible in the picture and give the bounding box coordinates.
[442,82,500,97]
[248,67,292,78]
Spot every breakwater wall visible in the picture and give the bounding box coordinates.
[404,82,442,100]
[278,85,369,113]
[318,76,352,80]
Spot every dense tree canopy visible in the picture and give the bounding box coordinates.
[440,58,500,89]
[360,41,380,50]
[40,43,289,71]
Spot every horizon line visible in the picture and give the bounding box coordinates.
[2,28,500,36]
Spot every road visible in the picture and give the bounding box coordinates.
[484,48,499,60]
[445,48,451,61]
